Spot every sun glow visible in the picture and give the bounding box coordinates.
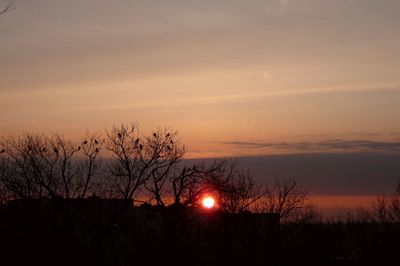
[201,196,216,209]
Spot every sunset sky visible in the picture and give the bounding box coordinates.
[1,0,400,161]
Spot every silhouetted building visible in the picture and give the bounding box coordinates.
[0,198,280,266]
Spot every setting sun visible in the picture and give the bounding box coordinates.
[201,196,216,209]
[1,0,400,264]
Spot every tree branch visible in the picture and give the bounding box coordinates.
[0,0,15,16]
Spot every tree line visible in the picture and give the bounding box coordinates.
[0,123,309,220]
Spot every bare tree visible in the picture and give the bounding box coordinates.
[0,132,102,201]
[104,123,173,203]
[0,0,15,16]
[370,184,400,223]
[75,133,102,198]
[0,155,13,203]
[373,195,392,222]
[0,133,55,199]
[257,177,309,220]
[142,128,186,206]
[104,124,223,207]
[169,160,225,207]
[392,182,400,221]
[216,159,264,213]
[49,134,79,198]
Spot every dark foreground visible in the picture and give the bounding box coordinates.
[0,199,398,266]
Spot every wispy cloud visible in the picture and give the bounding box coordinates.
[221,139,400,152]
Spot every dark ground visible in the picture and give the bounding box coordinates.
[0,199,398,266]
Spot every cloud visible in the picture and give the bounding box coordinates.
[222,139,400,152]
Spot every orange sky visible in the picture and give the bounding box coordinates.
[1,0,400,158]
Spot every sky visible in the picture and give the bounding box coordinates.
[1,0,400,210]
[1,0,400,158]
[188,152,400,212]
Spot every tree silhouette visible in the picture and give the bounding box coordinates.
[0,0,15,16]
[0,133,101,200]
[104,123,194,205]
[169,160,224,207]
[141,128,186,206]
[103,124,225,208]
[257,177,309,220]
[76,132,102,198]
[370,184,400,223]
[0,125,311,224]
[104,123,148,202]
[215,159,264,213]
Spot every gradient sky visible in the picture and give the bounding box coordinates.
[1,0,400,158]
